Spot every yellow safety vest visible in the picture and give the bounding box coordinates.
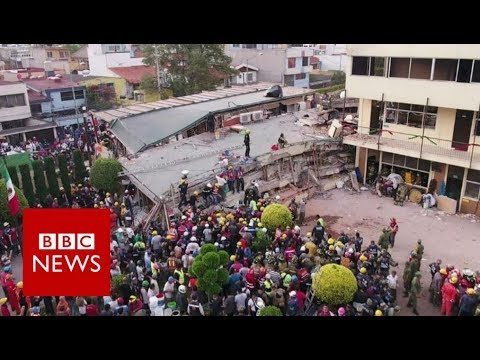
[174,269,185,285]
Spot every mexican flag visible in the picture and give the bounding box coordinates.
[0,164,20,216]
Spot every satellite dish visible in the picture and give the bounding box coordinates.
[340,90,346,99]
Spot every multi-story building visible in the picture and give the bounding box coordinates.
[0,80,57,144]
[225,44,313,88]
[343,44,480,214]
[87,44,144,77]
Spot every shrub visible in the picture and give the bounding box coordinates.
[0,179,29,223]
[258,306,283,316]
[73,149,87,184]
[90,158,122,193]
[312,263,358,306]
[19,164,35,206]
[261,203,293,233]
[252,228,271,252]
[32,160,48,202]
[44,156,60,198]
[191,244,229,296]
[7,166,20,188]
[57,153,71,192]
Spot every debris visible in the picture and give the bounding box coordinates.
[360,186,369,191]
[336,180,344,189]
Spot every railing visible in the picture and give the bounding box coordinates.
[343,125,480,169]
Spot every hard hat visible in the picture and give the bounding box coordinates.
[94,204,99,208]
[275,195,280,200]
[142,280,149,288]
[450,277,458,284]
[239,218,244,222]
[166,235,172,240]
[16,281,23,289]
[207,217,212,221]
[359,255,367,262]
[257,222,263,227]
[328,239,334,245]
[0,297,7,306]
[336,241,344,247]
[121,203,125,207]
[467,288,476,295]
[360,267,367,274]
[181,215,187,220]
[306,232,312,237]
[179,285,186,294]
[60,187,64,191]
[289,291,297,297]
[214,242,219,247]
[216,212,222,217]
[78,183,83,187]
[300,246,306,252]
[328,245,335,251]
[375,310,383,316]
[129,296,137,302]
[193,191,199,196]
[205,224,209,228]
[114,202,119,206]
[281,234,288,239]
[260,207,265,211]
[221,236,226,241]
[152,230,158,235]
[246,129,251,134]
[100,201,104,205]
[106,192,111,197]
[3,222,9,227]
[207,183,212,188]
[265,274,271,279]
[230,255,236,262]
[237,241,242,246]
[439,268,447,275]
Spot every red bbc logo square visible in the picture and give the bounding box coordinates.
[23,209,111,296]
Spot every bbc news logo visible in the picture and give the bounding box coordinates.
[34,234,101,273]
[23,209,110,296]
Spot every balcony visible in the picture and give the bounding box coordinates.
[343,126,480,170]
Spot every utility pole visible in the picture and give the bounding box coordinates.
[154,44,161,92]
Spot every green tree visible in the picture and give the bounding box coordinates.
[139,74,158,92]
[331,71,346,85]
[312,263,358,306]
[86,85,118,111]
[32,160,48,202]
[142,44,235,97]
[57,153,71,192]
[73,149,87,185]
[191,244,229,296]
[44,156,60,198]
[252,227,271,252]
[258,306,283,316]
[0,179,29,223]
[7,166,20,188]
[260,204,293,233]
[90,158,123,193]
[19,164,35,206]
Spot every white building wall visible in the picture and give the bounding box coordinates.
[0,82,31,122]
[88,44,145,77]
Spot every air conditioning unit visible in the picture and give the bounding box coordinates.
[251,110,263,122]
[240,112,251,124]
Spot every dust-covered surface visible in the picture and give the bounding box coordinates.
[303,188,480,316]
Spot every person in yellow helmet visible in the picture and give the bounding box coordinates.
[244,128,251,158]
[374,310,383,316]
[178,175,189,208]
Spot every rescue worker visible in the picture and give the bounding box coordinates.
[430,268,447,307]
[244,129,251,158]
[235,166,245,193]
[458,288,478,316]
[389,218,398,247]
[178,176,189,207]
[278,133,288,149]
[407,271,422,315]
[441,276,458,316]
[416,239,424,260]
[378,228,391,250]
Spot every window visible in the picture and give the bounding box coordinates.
[433,59,458,80]
[59,51,66,58]
[47,51,53,58]
[457,59,473,83]
[384,102,437,129]
[389,58,410,78]
[103,44,126,53]
[302,57,309,66]
[243,44,257,49]
[410,58,432,79]
[1,119,25,130]
[295,73,306,80]
[247,73,253,82]
[351,56,369,75]
[288,58,296,68]
[30,103,42,114]
[472,60,480,83]
[0,93,26,107]
[382,153,430,187]
[232,44,240,48]
[465,169,480,200]
[60,89,84,101]
[370,57,385,76]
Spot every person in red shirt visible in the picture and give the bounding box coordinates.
[389,218,399,248]
[5,274,20,315]
[0,297,10,316]
[318,305,334,316]
[109,208,118,231]
[128,295,143,315]
[86,298,100,316]
[441,277,459,316]
[295,290,307,312]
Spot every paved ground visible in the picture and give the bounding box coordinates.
[302,188,480,316]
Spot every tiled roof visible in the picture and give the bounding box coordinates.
[23,77,83,91]
[108,65,156,85]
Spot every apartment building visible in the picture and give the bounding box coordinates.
[225,44,313,88]
[343,44,480,214]
[87,44,144,77]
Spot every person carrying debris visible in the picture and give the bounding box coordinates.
[278,133,288,149]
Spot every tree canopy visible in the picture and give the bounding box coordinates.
[141,44,235,97]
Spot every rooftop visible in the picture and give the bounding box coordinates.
[0,80,19,85]
[104,83,313,153]
[22,77,83,91]
[119,111,325,198]
[27,89,49,103]
[108,65,156,85]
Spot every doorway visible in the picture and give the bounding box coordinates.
[370,100,382,130]
[452,110,473,150]
[445,165,464,210]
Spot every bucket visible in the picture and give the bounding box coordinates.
[171,310,180,316]
[167,301,177,310]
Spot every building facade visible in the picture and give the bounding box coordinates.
[225,44,313,88]
[87,44,144,78]
[343,44,480,214]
